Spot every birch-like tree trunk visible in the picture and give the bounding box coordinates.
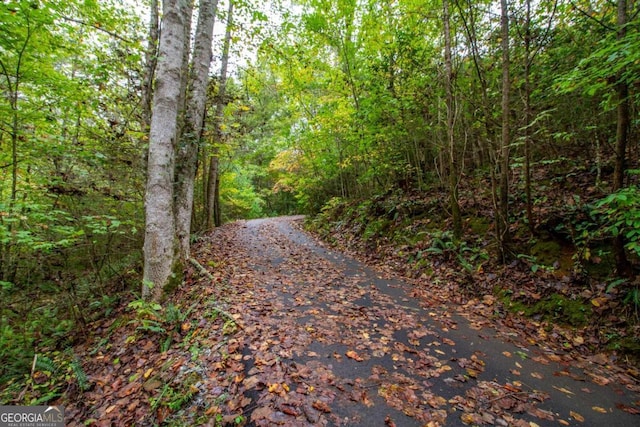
[143,0,190,301]
[141,0,159,131]
[206,0,233,229]
[176,0,195,136]
[175,0,220,260]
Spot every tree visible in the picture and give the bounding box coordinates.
[206,0,234,229]
[612,0,632,275]
[141,0,159,131]
[175,0,220,260]
[142,0,192,301]
[443,0,462,239]
[497,0,512,261]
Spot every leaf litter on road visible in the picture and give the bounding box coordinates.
[61,217,640,426]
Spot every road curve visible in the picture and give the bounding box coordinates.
[208,216,640,427]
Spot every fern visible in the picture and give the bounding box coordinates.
[35,355,58,374]
[71,358,90,391]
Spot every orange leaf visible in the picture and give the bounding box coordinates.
[346,350,364,361]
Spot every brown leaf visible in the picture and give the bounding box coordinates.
[384,415,397,427]
[442,337,455,346]
[142,378,162,392]
[616,403,640,415]
[117,381,141,398]
[251,406,272,422]
[312,400,331,413]
[242,375,261,390]
[280,404,300,417]
[346,350,364,361]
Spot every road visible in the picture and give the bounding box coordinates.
[204,216,640,426]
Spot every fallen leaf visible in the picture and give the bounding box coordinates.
[589,374,610,386]
[616,403,640,414]
[267,383,280,393]
[251,406,272,422]
[312,400,331,413]
[442,337,455,346]
[570,411,584,422]
[142,378,162,392]
[592,406,607,414]
[553,386,574,395]
[346,350,364,361]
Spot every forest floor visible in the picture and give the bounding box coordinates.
[63,216,640,426]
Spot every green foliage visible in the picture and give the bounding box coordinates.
[0,351,90,405]
[149,372,201,413]
[426,230,488,273]
[69,357,89,392]
[0,0,145,401]
[127,300,193,353]
[501,291,593,328]
[220,171,265,221]
[595,185,640,258]
[557,21,640,102]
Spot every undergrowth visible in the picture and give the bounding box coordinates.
[307,182,640,360]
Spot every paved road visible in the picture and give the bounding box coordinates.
[220,216,639,426]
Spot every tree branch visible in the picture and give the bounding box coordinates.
[60,16,133,43]
[570,1,615,31]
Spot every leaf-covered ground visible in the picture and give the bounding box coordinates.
[64,216,639,426]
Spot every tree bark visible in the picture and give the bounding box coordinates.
[523,0,534,233]
[498,0,512,262]
[206,154,219,229]
[176,0,194,136]
[443,0,462,239]
[142,0,191,301]
[175,0,219,260]
[613,0,631,275]
[206,0,233,229]
[141,0,159,131]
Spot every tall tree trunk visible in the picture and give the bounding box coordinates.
[175,0,219,260]
[206,154,219,229]
[613,0,631,275]
[141,0,159,131]
[176,0,195,138]
[523,0,534,233]
[497,0,512,262]
[142,0,191,301]
[206,0,233,229]
[443,0,462,239]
